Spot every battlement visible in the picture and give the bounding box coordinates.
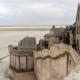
[8,45,33,56]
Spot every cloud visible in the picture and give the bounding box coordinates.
[0,0,79,25]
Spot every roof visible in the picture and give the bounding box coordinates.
[69,25,76,29]
[54,28,66,37]
[19,37,36,50]
[79,3,80,7]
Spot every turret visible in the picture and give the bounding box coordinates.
[50,25,55,36]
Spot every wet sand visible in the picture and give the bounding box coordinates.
[0,31,49,80]
[0,26,66,31]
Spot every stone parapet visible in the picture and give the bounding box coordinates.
[8,45,33,56]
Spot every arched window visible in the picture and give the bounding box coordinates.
[77,39,79,50]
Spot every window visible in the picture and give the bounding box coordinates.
[78,13,79,20]
[60,37,62,40]
[69,60,71,65]
[77,26,80,34]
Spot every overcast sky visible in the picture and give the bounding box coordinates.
[0,0,80,25]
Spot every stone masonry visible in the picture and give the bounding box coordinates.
[34,43,80,80]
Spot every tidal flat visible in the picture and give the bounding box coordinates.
[0,31,49,80]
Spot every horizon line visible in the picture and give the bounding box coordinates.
[0,24,73,27]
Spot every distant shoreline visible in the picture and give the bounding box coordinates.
[0,27,51,31]
[0,26,66,31]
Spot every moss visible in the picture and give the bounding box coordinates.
[26,69,29,72]
[63,37,69,44]
[9,65,33,73]
[9,65,21,73]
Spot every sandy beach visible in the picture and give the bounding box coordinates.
[0,31,49,80]
[0,26,52,31]
[0,26,66,31]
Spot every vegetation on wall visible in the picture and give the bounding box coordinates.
[63,37,69,44]
[9,65,33,73]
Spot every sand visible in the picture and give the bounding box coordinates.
[0,31,49,80]
[0,26,51,31]
[0,31,49,58]
[0,26,66,31]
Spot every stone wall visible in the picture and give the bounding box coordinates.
[8,45,34,71]
[49,37,60,48]
[69,31,73,45]
[34,43,80,80]
[27,56,34,70]
[76,4,80,51]
[76,17,80,51]
[10,53,34,71]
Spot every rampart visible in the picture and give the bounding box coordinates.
[8,45,34,72]
[34,43,80,80]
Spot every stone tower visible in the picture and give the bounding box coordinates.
[50,26,55,36]
[8,37,36,72]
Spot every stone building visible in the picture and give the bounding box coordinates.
[34,3,80,80]
[37,39,48,51]
[37,26,75,50]
[37,33,50,51]
[76,3,80,51]
[49,25,76,47]
[49,26,66,48]
[62,25,76,46]
[37,26,67,51]
[8,37,36,72]
[69,25,76,45]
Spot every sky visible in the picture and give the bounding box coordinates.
[0,0,80,26]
